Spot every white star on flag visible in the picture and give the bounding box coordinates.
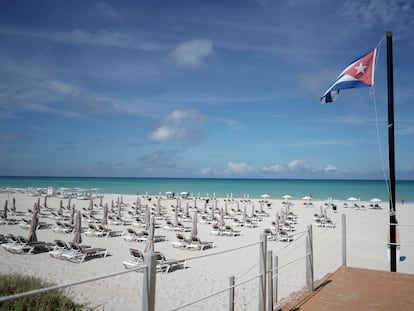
[355,62,368,74]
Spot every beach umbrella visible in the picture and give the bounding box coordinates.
[219,208,225,227]
[261,194,270,199]
[135,197,140,214]
[260,201,264,213]
[185,201,190,218]
[44,195,48,208]
[275,212,280,233]
[302,195,312,201]
[111,200,115,213]
[191,212,198,239]
[3,200,8,219]
[370,198,382,202]
[102,203,108,225]
[224,201,228,215]
[251,204,255,218]
[144,216,155,253]
[28,208,39,243]
[347,197,358,201]
[236,201,240,212]
[282,195,292,200]
[67,197,72,209]
[145,204,151,231]
[72,211,82,245]
[58,200,63,216]
[12,197,16,211]
[37,198,41,210]
[99,196,103,206]
[70,204,75,225]
[203,200,207,214]
[243,206,247,222]
[89,199,94,217]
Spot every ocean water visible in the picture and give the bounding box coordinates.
[0,177,413,202]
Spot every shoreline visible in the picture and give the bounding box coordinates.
[1,190,413,310]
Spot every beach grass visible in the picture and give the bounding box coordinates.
[0,273,85,311]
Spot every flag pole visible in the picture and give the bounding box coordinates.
[386,31,397,272]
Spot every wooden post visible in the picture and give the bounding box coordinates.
[306,224,314,292]
[229,276,235,311]
[267,250,273,311]
[259,233,267,311]
[142,252,157,311]
[342,214,347,266]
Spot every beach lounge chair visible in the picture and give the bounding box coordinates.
[173,222,192,232]
[186,237,214,251]
[49,239,74,259]
[94,224,123,237]
[122,248,144,269]
[2,235,52,254]
[278,230,294,242]
[62,243,109,263]
[222,225,242,237]
[172,233,191,249]
[123,228,144,242]
[264,228,279,241]
[210,224,223,236]
[52,221,74,233]
[155,251,186,273]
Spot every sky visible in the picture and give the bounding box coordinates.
[0,0,414,180]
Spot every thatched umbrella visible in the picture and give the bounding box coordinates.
[72,211,82,245]
[28,208,39,243]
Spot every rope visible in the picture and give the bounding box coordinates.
[169,273,261,311]
[180,241,259,262]
[0,265,146,303]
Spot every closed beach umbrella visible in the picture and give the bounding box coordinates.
[72,211,82,245]
[173,207,179,227]
[145,204,151,231]
[236,201,240,212]
[67,197,72,210]
[12,197,16,211]
[70,204,75,225]
[144,216,155,253]
[203,200,207,214]
[243,206,247,221]
[3,200,8,219]
[275,212,279,233]
[135,197,140,215]
[111,200,114,213]
[191,212,198,239]
[219,208,225,227]
[28,208,39,243]
[99,196,103,206]
[44,196,48,208]
[89,199,94,217]
[102,203,108,225]
[58,200,63,215]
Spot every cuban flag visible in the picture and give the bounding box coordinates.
[320,48,377,104]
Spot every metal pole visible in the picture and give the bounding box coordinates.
[259,233,267,311]
[386,31,397,273]
[342,214,347,266]
[306,224,314,292]
[274,255,278,304]
[267,251,273,311]
[229,276,235,311]
[142,252,157,311]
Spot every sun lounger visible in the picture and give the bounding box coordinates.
[122,248,144,269]
[186,237,215,251]
[155,251,186,273]
[222,225,242,237]
[62,243,109,263]
[172,233,191,249]
[2,235,53,254]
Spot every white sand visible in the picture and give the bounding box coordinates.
[1,191,413,310]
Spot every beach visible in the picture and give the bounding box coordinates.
[1,190,413,310]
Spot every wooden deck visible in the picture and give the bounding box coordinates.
[278,266,414,310]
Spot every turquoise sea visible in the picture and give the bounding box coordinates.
[0,177,413,202]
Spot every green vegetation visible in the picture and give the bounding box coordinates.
[0,273,84,310]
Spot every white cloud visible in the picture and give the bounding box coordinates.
[226,162,255,174]
[288,159,305,170]
[200,167,216,175]
[324,164,337,172]
[148,109,204,143]
[171,39,214,67]
[262,164,284,172]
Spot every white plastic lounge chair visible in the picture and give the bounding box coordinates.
[186,237,215,251]
[122,248,144,269]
